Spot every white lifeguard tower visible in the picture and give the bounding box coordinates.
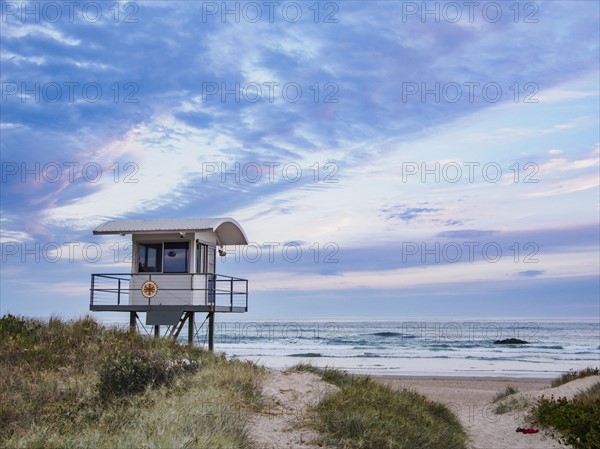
[89,217,249,349]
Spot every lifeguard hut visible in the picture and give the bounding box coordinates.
[89,217,249,349]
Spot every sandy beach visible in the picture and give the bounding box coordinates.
[248,370,599,449]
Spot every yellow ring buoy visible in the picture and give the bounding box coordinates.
[141,280,159,299]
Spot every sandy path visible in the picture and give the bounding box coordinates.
[247,371,338,449]
[376,375,600,449]
[247,371,598,449]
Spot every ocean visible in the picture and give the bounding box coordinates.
[202,318,599,378]
[99,316,599,378]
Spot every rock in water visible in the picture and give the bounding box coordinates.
[494,338,529,344]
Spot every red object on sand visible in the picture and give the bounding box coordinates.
[516,427,539,434]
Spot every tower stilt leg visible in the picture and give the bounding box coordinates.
[188,311,195,345]
[208,312,215,351]
[129,311,137,334]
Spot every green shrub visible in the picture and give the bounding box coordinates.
[97,352,199,399]
[0,314,41,346]
[97,352,166,398]
[534,384,600,449]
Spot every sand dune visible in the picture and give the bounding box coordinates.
[248,371,338,449]
[248,370,598,449]
[376,375,600,449]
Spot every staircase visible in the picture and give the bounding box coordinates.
[167,312,189,339]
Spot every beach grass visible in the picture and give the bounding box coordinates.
[0,314,264,449]
[550,367,599,387]
[491,386,533,414]
[291,363,468,449]
[492,385,519,403]
[494,396,531,415]
[533,370,600,449]
[574,381,600,399]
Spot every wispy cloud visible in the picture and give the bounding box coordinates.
[1,1,598,318]
[516,270,545,277]
[382,206,442,223]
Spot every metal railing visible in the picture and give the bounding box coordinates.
[90,273,248,312]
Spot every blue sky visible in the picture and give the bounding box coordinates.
[1,0,598,320]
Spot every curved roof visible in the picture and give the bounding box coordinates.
[93,217,248,245]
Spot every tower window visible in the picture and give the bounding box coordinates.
[163,242,189,273]
[138,243,162,272]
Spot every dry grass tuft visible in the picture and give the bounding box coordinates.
[291,364,468,449]
[0,314,264,449]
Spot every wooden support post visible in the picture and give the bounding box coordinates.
[188,311,194,345]
[129,311,137,334]
[208,311,215,351]
[154,325,160,338]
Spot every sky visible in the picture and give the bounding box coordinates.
[1,0,599,321]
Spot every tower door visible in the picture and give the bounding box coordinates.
[196,243,216,305]
[196,243,216,274]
